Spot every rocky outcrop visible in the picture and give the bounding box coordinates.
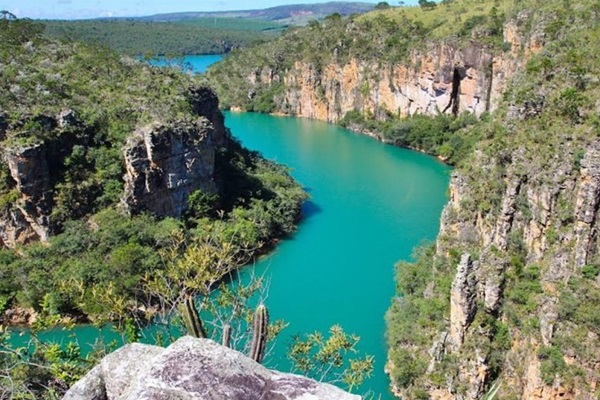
[188,86,228,147]
[122,118,218,218]
[0,88,229,247]
[64,336,360,400]
[448,253,478,351]
[281,46,495,122]
[573,140,600,268]
[242,14,544,126]
[0,108,85,248]
[395,137,600,399]
[0,143,53,247]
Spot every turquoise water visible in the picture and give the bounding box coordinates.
[147,54,223,73]
[225,112,451,398]
[9,55,451,398]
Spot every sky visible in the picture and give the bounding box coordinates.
[1,0,380,20]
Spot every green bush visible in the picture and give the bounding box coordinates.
[538,346,567,385]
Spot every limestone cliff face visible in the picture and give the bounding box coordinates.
[122,118,218,219]
[246,15,544,125]
[0,143,53,247]
[0,87,228,248]
[407,138,600,399]
[64,336,360,400]
[121,87,228,219]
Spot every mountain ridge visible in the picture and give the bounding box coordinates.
[123,2,377,24]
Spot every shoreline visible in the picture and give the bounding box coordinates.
[224,108,454,166]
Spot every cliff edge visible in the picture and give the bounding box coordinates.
[64,336,360,400]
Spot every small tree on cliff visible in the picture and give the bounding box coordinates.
[418,0,437,9]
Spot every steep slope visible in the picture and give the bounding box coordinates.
[389,5,600,400]
[207,1,600,399]
[205,1,543,121]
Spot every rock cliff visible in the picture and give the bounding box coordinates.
[414,136,600,399]
[121,118,218,219]
[0,109,82,248]
[64,336,360,400]
[0,87,228,248]
[209,12,544,125]
[208,3,600,399]
[279,31,540,123]
[1,143,52,247]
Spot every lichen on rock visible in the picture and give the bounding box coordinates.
[64,336,360,400]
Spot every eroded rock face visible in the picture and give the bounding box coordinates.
[64,336,360,400]
[403,138,600,399]
[0,108,84,248]
[0,143,53,246]
[0,88,227,248]
[241,16,543,129]
[449,253,478,351]
[282,45,494,123]
[121,118,218,219]
[188,86,227,147]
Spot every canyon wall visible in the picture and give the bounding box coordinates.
[242,16,544,125]
[0,87,228,248]
[420,139,600,399]
[207,5,600,399]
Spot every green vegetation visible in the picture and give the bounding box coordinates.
[340,111,480,165]
[205,0,515,110]
[135,2,375,25]
[385,245,453,393]
[44,19,281,56]
[41,3,378,56]
[0,18,310,398]
[288,325,374,391]
[383,0,600,396]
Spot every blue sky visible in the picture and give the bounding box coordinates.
[1,0,381,20]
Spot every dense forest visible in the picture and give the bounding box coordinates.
[136,1,376,24]
[42,2,378,56]
[44,19,281,55]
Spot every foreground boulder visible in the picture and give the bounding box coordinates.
[63,336,360,400]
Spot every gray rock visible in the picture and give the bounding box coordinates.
[0,143,52,247]
[574,139,600,267]
[57,109,79,128]
[449,253,478,350]
[64,336,360,400]
[122,118,218,219]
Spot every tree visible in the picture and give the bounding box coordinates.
[375,2,391,10]
[418,0,437,9]
[288,325,374,391]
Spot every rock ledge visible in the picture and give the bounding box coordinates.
[64,336,360,400]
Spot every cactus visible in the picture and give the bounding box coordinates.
[222,323,232,348]
[178,295,207,339]
[249,304,269,363]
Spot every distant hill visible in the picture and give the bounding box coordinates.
[43,2,377,56]
[135,2,376,25]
